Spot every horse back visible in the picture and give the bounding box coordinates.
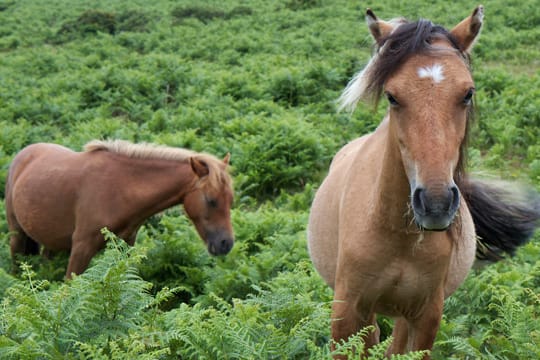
[8,143,79,188]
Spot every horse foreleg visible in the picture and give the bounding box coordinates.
[408,293,445,359]
[330,292,378,359]
[387,317,409,355]
[66,233,101,279]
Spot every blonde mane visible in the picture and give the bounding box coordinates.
[84,139,232,190]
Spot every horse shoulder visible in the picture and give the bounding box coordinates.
[329,134,371,171]
[308,133,375,288]
[74,151,124,209]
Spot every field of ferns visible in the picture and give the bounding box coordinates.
[0,0,538,358]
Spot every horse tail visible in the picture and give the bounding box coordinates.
[460,179,540,261]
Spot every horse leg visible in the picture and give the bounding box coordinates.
[387,317,409,355]
[9,224,40,274]
[42,248,61,260]
[7,204,40,257]
[65,232,102,279]
[330,292,378,359]
[408,293,445,359]
[121,228,138,246]
[10,231,40,256]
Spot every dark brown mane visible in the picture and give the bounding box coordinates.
[366,19,468,103]
[456,105,474,185]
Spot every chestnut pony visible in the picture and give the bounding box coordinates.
[308,6,540,358]
[6,140,234,278]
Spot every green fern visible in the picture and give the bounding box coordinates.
[434,244,540,359]
[328,327,427,360]
[0,231,168,359]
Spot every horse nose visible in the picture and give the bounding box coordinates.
[209,236,234,255]
[412,185,460,230]
[219,238,233,254]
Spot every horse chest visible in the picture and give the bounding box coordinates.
[345,232,452,316]
[373,263,446,316]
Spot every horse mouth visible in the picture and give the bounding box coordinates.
[414,214,455,231]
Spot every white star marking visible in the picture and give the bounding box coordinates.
[418,64,445,84]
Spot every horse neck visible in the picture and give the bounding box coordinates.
[368,116,416,232]
[110,154,197,214]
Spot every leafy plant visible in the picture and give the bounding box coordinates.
[0,0,538,359]
[0,231,171,359]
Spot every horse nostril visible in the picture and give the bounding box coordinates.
[412,187,427,215]
[449,185,460,212]
[220,238,232,254]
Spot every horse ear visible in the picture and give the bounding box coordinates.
[450,5,484,53]
[223,153,230,166]
[366,8,395,45]
[190,157,209,178]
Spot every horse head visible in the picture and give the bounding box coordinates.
[357,6,484,231]
[183,153,235,255]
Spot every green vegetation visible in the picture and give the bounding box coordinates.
[0,0,538,358]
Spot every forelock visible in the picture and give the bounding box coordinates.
[339,19,470,111]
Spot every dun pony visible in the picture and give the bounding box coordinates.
[308,5,540,359]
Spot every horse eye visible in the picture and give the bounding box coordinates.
[385,92,399,106]
[463,88,475,105]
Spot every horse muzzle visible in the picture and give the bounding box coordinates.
[412,185,460,231]
[206,230,234,256]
